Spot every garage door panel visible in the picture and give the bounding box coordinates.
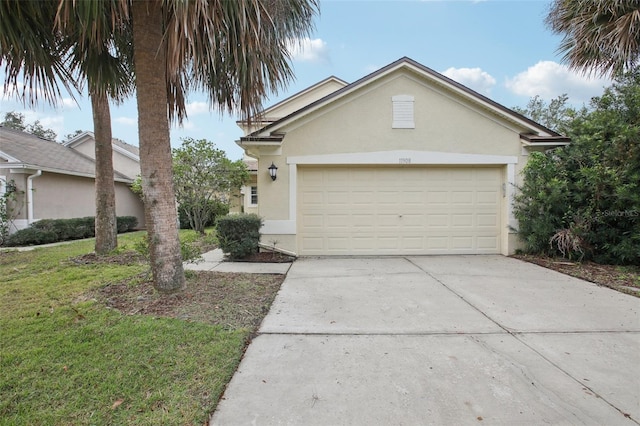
[301,191,324,205]
[352,191,374,204]
[451,191,474,204]
[452,236,474,249]
[451,214,474,227]
[298,166,502,255]
[477,190,500,205]
[477,213,498,227]
[301,213,324,228]
[326,214,349,229]
[427,192,449,205]
[478,236,500,250]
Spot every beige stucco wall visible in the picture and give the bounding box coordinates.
[70,139,140,179]
[31,172,145,228]
[112,152,140,180]
[252,71,532,255]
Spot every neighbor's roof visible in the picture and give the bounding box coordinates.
[63,131,140,161]
[241,57,570,145]
[0,126,132,182]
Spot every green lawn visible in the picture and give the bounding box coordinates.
[0,232,251,425]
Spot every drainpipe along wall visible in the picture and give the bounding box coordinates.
[27,170,42,224]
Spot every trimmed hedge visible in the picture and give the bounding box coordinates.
[4,216,138,247]
[215,214,262,259]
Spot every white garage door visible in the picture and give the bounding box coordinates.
[298,166,502,255]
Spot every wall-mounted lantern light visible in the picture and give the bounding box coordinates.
[268,162,278,181]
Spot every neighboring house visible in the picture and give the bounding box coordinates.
[0,127,145,233]
[232,156,258,214]
[236,57,569,256]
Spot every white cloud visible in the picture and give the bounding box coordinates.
[114,117,137,126]
[287,37,329,64]
[62,97,78,109]
[441,67,496,95]
[506,61,611,104]
[185,101,209,116]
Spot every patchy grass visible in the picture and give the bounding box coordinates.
[513,254,640,297]
[0,230,284,425]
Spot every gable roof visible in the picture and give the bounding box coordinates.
[237,76,348,130]
[64,131,140,161]
[0,126,132,182]
[240,57,569,146]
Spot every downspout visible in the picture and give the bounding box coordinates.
[27,170,42,224]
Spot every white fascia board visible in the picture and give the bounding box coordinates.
[63,133,140,162]
[287,150,518,166]
[62,131,94,148]
[0,163,132,183]
[0,150,20,162]
[112,144,140,162]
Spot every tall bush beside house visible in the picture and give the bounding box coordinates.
[513,152,571,255]
[173,138,249,234]
[216,214,262,259]
[514,70,640,265]
[178,199,229,230]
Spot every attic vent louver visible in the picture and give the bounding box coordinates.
[392,95,415,129]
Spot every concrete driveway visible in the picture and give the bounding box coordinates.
[211,256,640,425]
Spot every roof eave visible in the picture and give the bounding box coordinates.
[520,133,571,148]
[0,163,133,183]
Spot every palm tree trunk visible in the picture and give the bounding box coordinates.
[131,0,185,292]
[92,92,118,254]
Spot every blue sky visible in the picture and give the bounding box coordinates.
[1,0,612,160]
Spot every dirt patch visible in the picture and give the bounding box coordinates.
[90,271,284,330]
[69,252,145,266]
[513,254,640,297]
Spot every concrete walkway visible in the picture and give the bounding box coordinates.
[184,248,291,274]
[211,255,640,425]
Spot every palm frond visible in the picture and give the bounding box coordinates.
[547,0,640,77]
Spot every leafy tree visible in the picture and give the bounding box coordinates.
[3,0,318,292]
[173,138,249,234]
[547,0,640,77]
[1,111,57,140]
[514,70,640,265]
[512,94,579,135]
[65,0,318,290]
[1,1,131,256]
[64,129,83,141]
[26,120,57,141]
[1,111,27,131]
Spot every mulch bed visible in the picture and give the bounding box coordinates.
[230,251,296,263]
[89,271,284,329]
[513,254,639,297]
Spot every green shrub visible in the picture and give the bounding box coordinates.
[31,217,94,240]
[215,214,262,259]
[132,232,203,264]
[116,216,138,233]
[514,71,640,265]
[178,200,229,230]
[5,228,58,246]
[3,216,140,247]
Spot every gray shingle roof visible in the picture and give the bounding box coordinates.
[0,126,132,181]
[112,138,140,157]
